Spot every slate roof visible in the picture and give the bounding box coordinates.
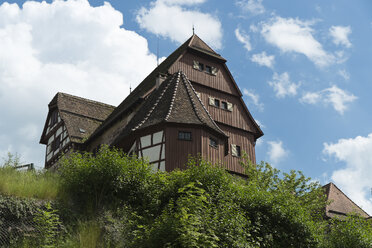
[86,34,227,144]
[323,182,370,219]
[112,71,226,144]
[40,93,115,144]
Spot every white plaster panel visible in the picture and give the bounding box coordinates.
[48,135,54,145]
[153,131,163,144]
[142,145,161,162]
[159,161,165,171]
[56,127,62,136]
[161,144,165,159]
[47,152,52,161]
[140,135,151,148]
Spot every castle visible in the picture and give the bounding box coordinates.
[40,34,263,175]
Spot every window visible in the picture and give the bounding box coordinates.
[221,101,228,110]
[193,60,204,71]
[52,136,61,151]
[205,65,212,74]
[50,110,58,126]
[214,99,220,108]
[231,144,241,157]
[178,131,192,141]
[209,137,218,148]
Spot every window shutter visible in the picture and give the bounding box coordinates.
[196,92,201,99]
[211,66,218,75]
[227,102,233,111]
[209,97,215,106]
[193,60,199,70]
[231,144,237,156]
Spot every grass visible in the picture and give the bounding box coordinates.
[0,167,59,200]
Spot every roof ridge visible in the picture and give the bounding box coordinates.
[57,92,115,109]
[165,71,181,121]
[180,72,226,136]
[133,73,178,131]
[180,72,205,125]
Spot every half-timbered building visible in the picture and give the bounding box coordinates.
[40,34,264,174]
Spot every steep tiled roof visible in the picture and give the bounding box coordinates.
[40,93,115,144]
[323,182,370,219]
[112,71,226,144]
[87,34,226,144]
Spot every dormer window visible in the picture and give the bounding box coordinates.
[214,99,220,108]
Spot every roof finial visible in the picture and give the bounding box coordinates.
[156,36,159,66]
[129,84,132,93]
[192,24,195,35]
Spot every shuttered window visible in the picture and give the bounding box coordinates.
[231,144,241,157]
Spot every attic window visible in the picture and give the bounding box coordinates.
[79,128,86,134]
[221,101,228,110]
[193,60,204,71]
[205,65,212,74]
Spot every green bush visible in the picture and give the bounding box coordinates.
[59,145,154,214]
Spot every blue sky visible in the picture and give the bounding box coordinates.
[0,0,371,214]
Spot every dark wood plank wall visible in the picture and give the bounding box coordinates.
[200,130,224,166]
[165,126,202,171]
[169,53,239,95]
[192,84,256,133]
[220,124,256,174]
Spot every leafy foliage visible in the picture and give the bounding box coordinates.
[1,148,371,247]
[321,214,372,248]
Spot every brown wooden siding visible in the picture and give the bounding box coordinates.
[192,84,256,133]
[221,124,256,174]
[169,53,239,95]
[200,130,224,166]
[165,126,202,171]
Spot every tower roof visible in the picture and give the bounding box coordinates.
[112,71,226,144]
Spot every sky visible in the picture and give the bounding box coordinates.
[0,0,371,214]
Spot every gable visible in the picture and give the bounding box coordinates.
[168,50,263,138]
[324,183,370,219]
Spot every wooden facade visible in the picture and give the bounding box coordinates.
[40,34,263,175]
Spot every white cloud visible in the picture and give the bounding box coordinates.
[235,28,252,51]
[251,51,275,68]
[267,140,288,164]
[261,17,334,67]
[300,92,322,104]
[0,0,158,168]
[301,85,357,114]
[268,72,300,98]
[243,88,263,110]
[236,0,265,15]
[323,134,372,215]
[338,69,350,81]
[329,25,352,48]
[136,0,222,49]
